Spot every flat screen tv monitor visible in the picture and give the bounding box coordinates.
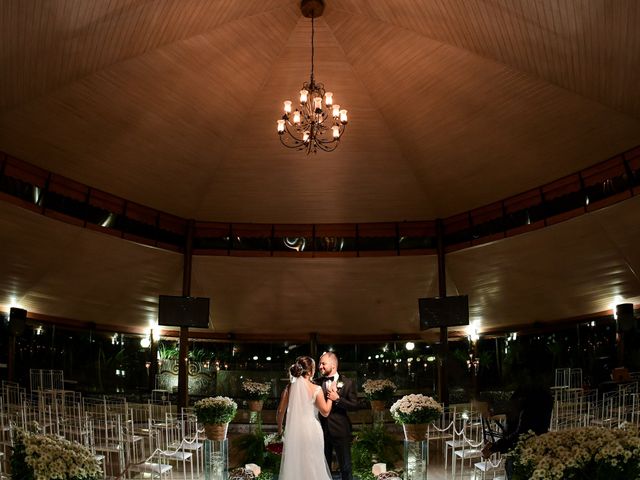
[418,295,469,330]
[158,295,210,328]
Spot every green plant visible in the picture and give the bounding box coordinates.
[189,346,213,362]
[158,342,179,360]
[232,425,282,474]
[194,396,237,424]
[351,425,402,480]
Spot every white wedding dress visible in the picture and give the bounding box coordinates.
[278,378,332,480]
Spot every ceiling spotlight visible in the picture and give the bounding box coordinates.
[405,342,415,351]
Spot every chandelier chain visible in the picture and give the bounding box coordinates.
[310,15,315,86]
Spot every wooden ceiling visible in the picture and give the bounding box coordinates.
[0,0,639,338]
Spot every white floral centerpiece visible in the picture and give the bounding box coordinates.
[12,429,102,480]
[390,394,443,424]
[362,379,397,401]
[194,396,238,424]
[242,379,271,400]
[511,426,640,480]
[195,396,237,440]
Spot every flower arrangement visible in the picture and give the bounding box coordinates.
[511,426,640,480]
[11,429,102,480]
[242,379,271,400]
[194,396,238,424]
[263,432,284,456]
[362,379,397,401]
[390,394,443,424]
[229,466,274,480]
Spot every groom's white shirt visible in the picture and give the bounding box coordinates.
[325,372,339,388]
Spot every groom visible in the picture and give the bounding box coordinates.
[317,352,358,480]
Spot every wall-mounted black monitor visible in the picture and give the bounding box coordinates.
[418,295,469,330]
[158,295,210,328]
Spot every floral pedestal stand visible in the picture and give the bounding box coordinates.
[204,424,229,480]
[403,424,428,480]
[247,400,263,428]
[204,439,229,480]
[370,400,386,426]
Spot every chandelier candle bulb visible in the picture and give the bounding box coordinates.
[314,96,323,111]
[340,109,348,123]
[303,131,310,142]
[284,100,292,113]
[325,92,333,105]
[332,104,340,117]
[332,125,340,138]
[300,89,308,103]
[293,111,301,124]
[277,119,285,133]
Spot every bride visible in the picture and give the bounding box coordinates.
[277,356,334,480]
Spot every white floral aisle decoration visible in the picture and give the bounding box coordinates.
[390,394,443,425]
[362,379,397,401]
[11,429,102,480]
[390,393,443,443]
[511,426,640,480]
[241,380,271,400]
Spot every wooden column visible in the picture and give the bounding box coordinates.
[7,334,16,382]
[436,219,449,406]
[149,334,158,391]
[178,220,195,412]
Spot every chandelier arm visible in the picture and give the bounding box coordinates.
[279,134,306,151]
[279,124,305,149]
[315,140,338,152]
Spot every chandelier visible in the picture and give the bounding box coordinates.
[276,0,347,154]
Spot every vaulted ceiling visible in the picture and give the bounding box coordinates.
[1,0,639,340]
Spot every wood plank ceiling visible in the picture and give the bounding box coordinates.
[0,0,639,338]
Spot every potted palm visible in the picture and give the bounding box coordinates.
[194,396,238,441]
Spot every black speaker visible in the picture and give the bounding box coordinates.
[158,296,210,328]
[616,303,636,332]
[418,295,469,330]
[9,307,27,336]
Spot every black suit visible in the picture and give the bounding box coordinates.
[317,375,358,480]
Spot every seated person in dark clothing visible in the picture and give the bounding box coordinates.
[482,384,554,479]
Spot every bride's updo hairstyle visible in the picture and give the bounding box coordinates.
[289,356,315,378]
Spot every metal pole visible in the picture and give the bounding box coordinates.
[436,219,449,406]
[178,220,194,412]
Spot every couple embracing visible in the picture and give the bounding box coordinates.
[276,352,358,480]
